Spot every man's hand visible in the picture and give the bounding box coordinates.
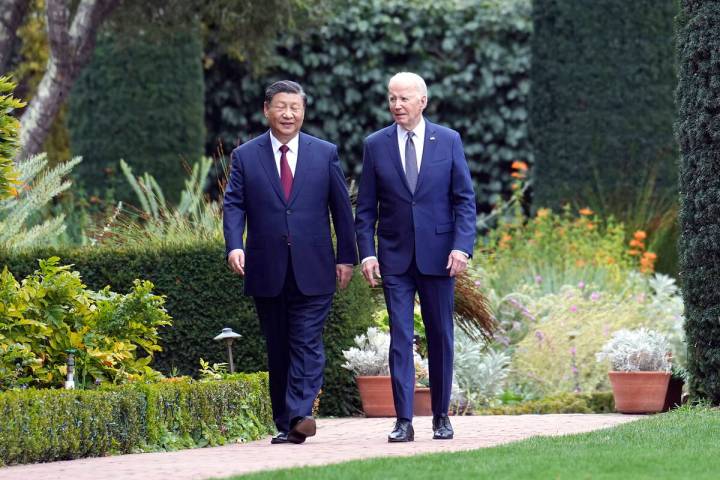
[228,249,245,275]
[361,258,382,287]
[336,264,353,289]
[446,250,468,277]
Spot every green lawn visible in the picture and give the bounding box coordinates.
[221,407,720,480]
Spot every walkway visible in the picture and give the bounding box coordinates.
[0,414,643,480]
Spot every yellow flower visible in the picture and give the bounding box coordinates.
[579,208,593,216]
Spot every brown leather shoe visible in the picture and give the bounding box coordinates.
[432,414,454,440]
[287,416,316,444]
[388,419,414,442]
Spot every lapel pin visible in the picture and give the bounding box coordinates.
[430,136,436,141]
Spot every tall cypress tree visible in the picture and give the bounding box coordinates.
[530,0,677,213]
[677,0,720,404]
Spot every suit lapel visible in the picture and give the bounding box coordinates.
[383,124,413,195]
[287,133,311,206]
[256,131,286,204]
[415,120,438,193]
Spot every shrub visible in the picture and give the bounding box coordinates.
[0,242,376,416]
[0,373,272,466]
[676,0,720,405]
[476,391,614,415]
[205,0,532,212]
[68,28,205,204]
[530,0,677,213]
[510,276,683,395]
[0,76,24,200]
[0,258,170,389]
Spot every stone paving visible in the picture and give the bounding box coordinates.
[0,414,643,480]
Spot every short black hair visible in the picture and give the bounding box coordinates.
[264,80,307,105]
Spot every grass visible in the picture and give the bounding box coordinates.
[220,407,720,480]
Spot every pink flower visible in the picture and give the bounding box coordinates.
[570,305,578,313]
[590,292,601,301]
[570,346,576,355]
[535,330,544,342]
[578,281,586,289]
[535,275,543,284]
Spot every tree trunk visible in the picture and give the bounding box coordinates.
[0,0,30,73]
[16,0,119,162]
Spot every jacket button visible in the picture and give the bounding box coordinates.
[412,201,416,206]
[286,209,292,215]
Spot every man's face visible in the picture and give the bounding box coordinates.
[264,92,305,143]
[387,78,427,131]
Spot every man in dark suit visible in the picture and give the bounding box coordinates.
[223,80,357,444]
[355,72,476,442]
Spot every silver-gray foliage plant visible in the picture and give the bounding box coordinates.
[596,327,671,372]
[341,327,390,377]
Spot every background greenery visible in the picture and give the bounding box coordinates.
[0,242,375,416]
[68,27,206,204]
[205,0,533,212]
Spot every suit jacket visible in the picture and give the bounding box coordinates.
[223,131,357,297]
[355,120,476,276]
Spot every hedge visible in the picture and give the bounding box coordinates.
[676,0,720,404]
[68,27,205,204]
[0,373,273,466]
[530,0,678,213]
[474,392,615,415]
[0,241,376,416]
[204,0,532,212]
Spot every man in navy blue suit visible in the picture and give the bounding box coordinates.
[355,72,476,442]
[223,80,357,444]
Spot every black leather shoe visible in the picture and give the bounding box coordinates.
[270,432,289,444]
[388,419,414,443]
[432,414,454,440]
[287,416,316,444]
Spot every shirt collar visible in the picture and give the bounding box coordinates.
[396,116,426,142]
[269,131,300,154]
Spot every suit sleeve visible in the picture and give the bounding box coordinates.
[450,132,477,257]
[328,146,358,265]
[354,139,379,260]
[223,148,246,256]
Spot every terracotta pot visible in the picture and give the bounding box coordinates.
[608,371,670,414]
[413,387,432,416]
[662,377,685,412]
[356,375,396,417]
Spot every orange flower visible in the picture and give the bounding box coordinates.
[9,187,18,197]
[536,208,551,218]
[627,249,641,256]
[629,239,645,248]
[575,259,587,267]
[633,230,647,240]
[511,160,529,171]
[579,208,593,216]
[511,182,520,190]
[586,222,596,230]
[511,171,525,179]
[643,252,657,260]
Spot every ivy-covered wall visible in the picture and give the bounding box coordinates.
[205,0,532,212]
[676,0,720,404]
[530,0,678,213]
[68,28,205,204]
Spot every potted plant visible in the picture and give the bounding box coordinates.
[341,327,395,417]
[596,328,671,414]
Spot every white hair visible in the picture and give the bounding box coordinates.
[388,72,428,97]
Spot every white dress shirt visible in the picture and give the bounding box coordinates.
[269,131,299,176]
[398,117,425,174]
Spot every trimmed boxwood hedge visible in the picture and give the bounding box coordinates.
[0,241,376,416]
[0,373,273,466]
